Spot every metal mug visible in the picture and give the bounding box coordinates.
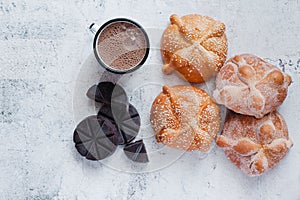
[89,18,150,74]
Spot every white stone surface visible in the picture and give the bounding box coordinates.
[1,0,300,199]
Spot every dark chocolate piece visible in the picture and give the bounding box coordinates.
[73,115,118,161]
[86,82,128,105]
[97,104,141,145]
[124,140,149,163]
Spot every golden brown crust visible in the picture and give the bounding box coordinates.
[161,14,228,83]
[216,111,293,176]
[213,54,292,118]
[150,85,220,152]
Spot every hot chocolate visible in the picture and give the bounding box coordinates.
[97,21,148,71]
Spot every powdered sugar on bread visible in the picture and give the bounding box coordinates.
[216,111,293,176]
[213,54,292,118]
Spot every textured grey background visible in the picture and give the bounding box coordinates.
[1,0,300,199]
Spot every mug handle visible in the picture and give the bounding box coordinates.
[89,23,100,35]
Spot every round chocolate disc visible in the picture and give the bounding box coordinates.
[73,115,118,161]
[86,82,128,105]
[97,103,141,145]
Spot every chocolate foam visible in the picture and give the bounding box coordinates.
[97,21,147,71]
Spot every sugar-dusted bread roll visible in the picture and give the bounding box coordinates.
[213,54,292,118]
[161,14,228,83]
[150,85,220,152]
[216,111,293,176]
